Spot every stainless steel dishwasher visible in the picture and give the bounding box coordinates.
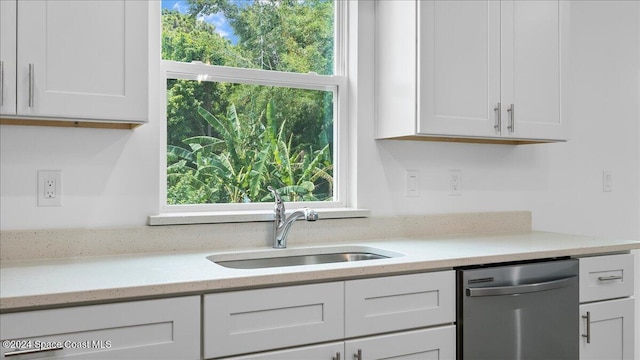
[457,258,579,360]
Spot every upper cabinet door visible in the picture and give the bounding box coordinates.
[418,0,501,138]
[501,0,566,140]
[0,0,17,115]
[16,0,148,123]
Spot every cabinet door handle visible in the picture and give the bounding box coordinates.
[582,311,591,344]
[507,104,515,133]
[333,351,341,360]
[28,63,35,107]
[507,104,516,134]
[5,345,64,357]
[598,275,623,281]
[0,60,4,106]
[493,103,501,134]
[354,349,362,360]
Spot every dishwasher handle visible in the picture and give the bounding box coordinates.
[466,276,577,297]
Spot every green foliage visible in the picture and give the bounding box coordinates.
[185,0,333,74]
[162,9,248,66]
[167,102,333,204]
[164,0,335,204]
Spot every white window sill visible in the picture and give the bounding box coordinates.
[148,208,371,226]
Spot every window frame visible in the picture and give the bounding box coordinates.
[158,0,350,217]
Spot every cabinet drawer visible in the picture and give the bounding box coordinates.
[579,254,634,303]
[221,341,344,360]
[0,296,200,359]
[203,282,344,359]
[345,271,455,337]
[345,325,456,360]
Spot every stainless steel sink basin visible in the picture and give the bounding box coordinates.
[214,252,388,269]
[208,246,402,269]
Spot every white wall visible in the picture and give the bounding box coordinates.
[1,1,639,242]
[0,5,162,230]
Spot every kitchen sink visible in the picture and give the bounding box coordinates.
[208,246,402,269]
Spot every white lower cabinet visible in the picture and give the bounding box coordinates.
[0,296,200,359]
[223,326,456,360]
[204,271,456,360]
[203,282,344,359]
[345,326,456,360]
[7,254,635,360]
[222,342,344,360]
[345,272,455,338]
[579,298,635,360]
[579,254,636,360]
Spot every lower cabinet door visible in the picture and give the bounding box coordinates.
[345,325,456,360]
[580,298,635,360]
[222,342,344,360]
[0,296,200,359]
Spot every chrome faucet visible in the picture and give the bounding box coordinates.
[267,186,319,248]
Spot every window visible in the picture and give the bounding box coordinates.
[160,0,347,214]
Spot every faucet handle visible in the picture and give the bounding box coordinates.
[267,186,283,205]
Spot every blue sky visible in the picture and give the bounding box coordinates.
[162,0,238,44]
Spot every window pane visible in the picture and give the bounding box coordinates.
[161,0,335,75]
[166,79,335,205]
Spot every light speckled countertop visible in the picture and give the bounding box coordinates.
[1,231,639,311]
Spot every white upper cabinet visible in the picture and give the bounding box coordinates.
[376,0,568,143]
[0,0,17,115]
[418,0,501,138]
[501,0,564,140]
[0,0,148,125]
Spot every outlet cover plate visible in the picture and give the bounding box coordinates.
[38,170,62,206]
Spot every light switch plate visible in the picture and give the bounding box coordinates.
[449,170,461,196]
[406,170,419,197]
[602,171,612,192]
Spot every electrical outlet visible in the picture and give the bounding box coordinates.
[449,170,461,196]
[38,170,62,206]
[45,178,56,198]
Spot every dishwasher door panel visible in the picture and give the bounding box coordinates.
[458,259,579,360]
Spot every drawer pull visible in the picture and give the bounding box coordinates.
[598,275,623,281]
[5,345,64,357]
[333,351,341,360]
